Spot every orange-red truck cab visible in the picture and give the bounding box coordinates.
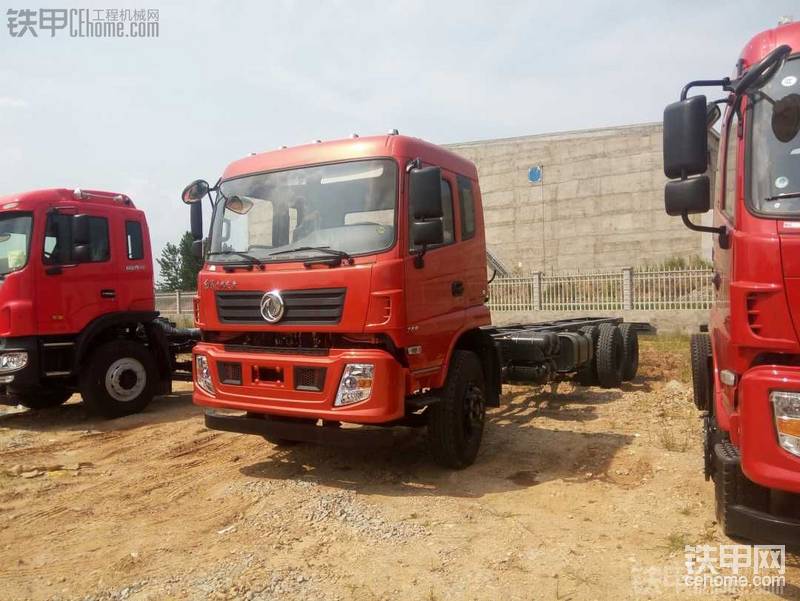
[663,21,800,543]
[186,132,642,468]
[0,188,194,417]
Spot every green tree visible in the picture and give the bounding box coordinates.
[157,231,201,291]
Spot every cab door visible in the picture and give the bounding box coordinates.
[712,105,739,414]
[35,208,118,335]
[404,169,466,373]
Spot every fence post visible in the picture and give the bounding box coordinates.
[532,272,542,311]
[176,290,182,315]
[622,267,633,310]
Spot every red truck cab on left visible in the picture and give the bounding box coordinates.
[0,188,191,416]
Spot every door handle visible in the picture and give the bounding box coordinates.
[45,266,63,276]
[451,281,464,297]
[101,289,116,299]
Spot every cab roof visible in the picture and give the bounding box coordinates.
[740,20,800,71]
[0,188,137,210]
[221,134,479,181]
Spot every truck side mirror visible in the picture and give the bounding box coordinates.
[409,166,443,268]
[663,95,708,179]
[72,214,90,246]
[191,238,204,259]
[73,244,90,264]
[190,202,203,241]
[409,166,443,219]
[182,179,209,204]
[412,219,444,247]
[665,176,710,215]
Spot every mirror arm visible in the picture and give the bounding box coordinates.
[413,244,427,269]
[680,211,730,249]
[681,78,733,100]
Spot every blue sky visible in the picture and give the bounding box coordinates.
[0,0,797,276]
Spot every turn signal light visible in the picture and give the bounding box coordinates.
[771,391,800,457]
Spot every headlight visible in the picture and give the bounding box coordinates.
[771,391,800,457]
[195,355,215,395]
[0,351,27,373]
[334,364,374,406]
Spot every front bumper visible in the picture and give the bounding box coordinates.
[738,366,800,494]
[192,343,406,424]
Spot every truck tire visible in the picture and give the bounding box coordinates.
[576,325,599,386]
[427,350,486,469]
[14,388,72,410]
[690,333,713,411]
[618,323,639,381]
[79,340,157,418]
[596,323,624,388]
[714,440,770,539]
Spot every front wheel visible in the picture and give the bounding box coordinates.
[79,340,157,418]
[427,350,486,469]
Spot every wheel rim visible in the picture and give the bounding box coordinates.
[105,358,146,402]
[463,383,485,437]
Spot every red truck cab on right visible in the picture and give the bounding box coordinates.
[664,21,800,543]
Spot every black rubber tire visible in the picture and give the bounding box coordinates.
[714,440,770,538]
[576,325,599,386]
[79,340,157,418]
[690,333,713,411]
[13,388,72,410]
[618,323,639,382]
[427,350,486,469]
[596,323,624,389]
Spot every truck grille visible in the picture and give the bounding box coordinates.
[215,289,346,325]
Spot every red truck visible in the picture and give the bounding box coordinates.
[663,21,800,543]
[0,188,195,417]
[183,133,642,468]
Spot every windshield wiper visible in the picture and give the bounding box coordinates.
[206,250,264,269]
[269,246,351,260]
[765,192,800,201]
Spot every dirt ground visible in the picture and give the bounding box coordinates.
[1,337,798,601]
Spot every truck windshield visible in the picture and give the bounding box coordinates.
[0,212,33,276]
[750,56,800,214]
[209,159,397,263]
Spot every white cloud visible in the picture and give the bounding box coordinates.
[0,97,28,109]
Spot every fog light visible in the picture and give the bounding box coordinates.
[771,391,800,457]
[334,364,374,406]
[195,355,215,396]
[0,351,27,373]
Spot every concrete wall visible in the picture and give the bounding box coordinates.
[448,123,718,275]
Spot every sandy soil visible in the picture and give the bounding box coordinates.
[0,338,798,600]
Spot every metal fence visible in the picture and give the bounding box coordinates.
[155,267,714,316]
[488,267,713,312]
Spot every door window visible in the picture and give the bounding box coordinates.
[721,110,739,221]
[43,214,110,264]
[457,176,476,240]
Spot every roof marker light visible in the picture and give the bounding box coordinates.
[73,188,85,200]
[388,128,399,135]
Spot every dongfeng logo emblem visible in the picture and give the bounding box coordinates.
[260,290,285,323]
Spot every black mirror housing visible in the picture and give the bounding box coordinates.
[72,244,90,264]
[665,175,710,216]
[412,219,444,247]
[191,238,204,260]
[190,202,203,241]
[663,95,709,179]
[409,166,443,219]
[182,179,210,204]
[72,214,90,246]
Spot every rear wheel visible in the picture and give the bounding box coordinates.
[427,350,486,469]
[618,323,639,381]
[690,333,713,411]
[576,325,599,386]
[13,388,72,410]
[596,323,624,388]
[79,340,157,418]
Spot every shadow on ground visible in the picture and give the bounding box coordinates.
[239,383,636,499]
